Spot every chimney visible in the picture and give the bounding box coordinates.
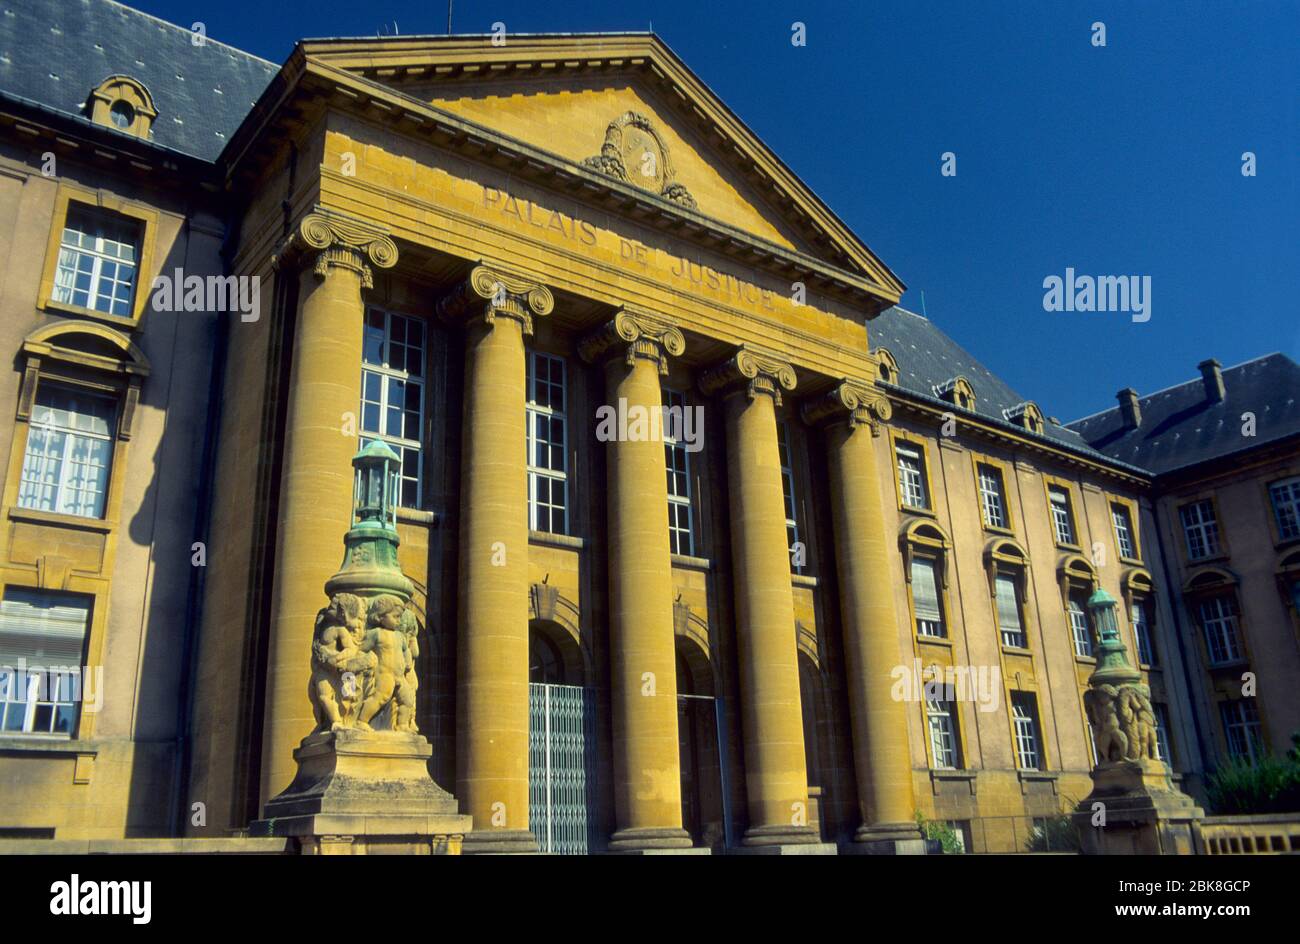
[1198,358,1225,403]
[1116,388,1142,430]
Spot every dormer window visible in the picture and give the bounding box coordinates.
[1004,401,1045,435]
[935,376,976,411]
[875,348,898,385]
[87,75,156,140]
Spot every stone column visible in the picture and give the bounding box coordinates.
[804,380,923,853]
[261,211,397,805]
[579,308,693,852]
[437,263,553,853]
[701,347,817,847]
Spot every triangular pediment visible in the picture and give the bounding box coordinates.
[297,34,904,302]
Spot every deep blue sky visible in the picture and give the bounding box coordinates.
[132,0,1297,421]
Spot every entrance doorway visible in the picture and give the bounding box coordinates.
[676,646,729,851]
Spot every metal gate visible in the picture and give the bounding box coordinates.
[528,682,599,854]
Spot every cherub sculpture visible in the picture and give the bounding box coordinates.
[308,593,375,732]
[354,594,413,731]
[1084,683,1128,762]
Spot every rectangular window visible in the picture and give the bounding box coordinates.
[51,206,139,318]
[527,352,568,535]
[663,388,694,557]
[1048,485,1076,545]
[1180,500,1221,560]
[977,464,1007,529]
[995,573,1026,648]
[18,383,116,519]
[0,589,91,736]
[1220,699,1263,764]
[1132,600,1156,666]
[910,557,945,638]
[1269,477,1300,541]
[360,308,425,508]
[1199,595,1244,665]
[1011,692,1043,771]
[1153,703,1174,765]
[895,441,929,510]
[926,698,960,769]
[1112,503,1137,559]
[777,423,804,574]
[1067,592,1093,658]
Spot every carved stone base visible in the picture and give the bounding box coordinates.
[740,822,822,847]
[252,729,471,854]
[1073,760,1203,855]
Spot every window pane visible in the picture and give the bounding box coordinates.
[0,589,91,736]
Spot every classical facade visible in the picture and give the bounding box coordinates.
[0,1,1293,853]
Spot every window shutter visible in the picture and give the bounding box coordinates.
[911,558,942,622]
[995,575,1022,632]
[0,590,90,668]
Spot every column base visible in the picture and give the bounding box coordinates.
[607,826,695,852]
[740,823,821,847]
[843,821,928,855]
[460,829,540,855]
[729,842,838,855]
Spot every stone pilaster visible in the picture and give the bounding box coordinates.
[700,346,818,847]
[261,210,397,805]
[580,308,693,851]
[803,380,924,854]
[437,262,553,853]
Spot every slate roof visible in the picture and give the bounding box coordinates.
[0,0,277,161]
[1067,353,1300,476]
[868,305,1130,466]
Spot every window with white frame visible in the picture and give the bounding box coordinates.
[1112,503,1137,559]
[527,351,568,535]
[663,388,694,557]
[1048,485,1076,545]
[361,308,425,508]
[1067,592,1093,658]
[1153,703,1174,765]
[1220,699,1263,764]
[926,697,960,769]
[977,463,1007,529]
[910,557,945,638]
[0,589,91,736]
[777,423,804,573]
[896,441,929,510]
[18,383,116,519]
[1269,477,1300,541]
[995,572,1026,648]
[52,206,140,318]
[1198,594,1244,665]
[1011,692,1043,770]
[1179,500,1221,560]
[1132,599,1156,665]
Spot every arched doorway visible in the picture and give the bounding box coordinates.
[676,638,728,851]
[798,651,831,840]
[527,619,598,854]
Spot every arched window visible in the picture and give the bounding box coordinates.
[874,347,899,385]
[529,627,564,685]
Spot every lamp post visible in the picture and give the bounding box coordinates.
[324,440,413,603]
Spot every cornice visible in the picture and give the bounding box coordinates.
[700,345,797,406]
[436,261,555,336]
[579,307,686,375]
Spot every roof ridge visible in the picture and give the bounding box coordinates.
[101,0,279,67]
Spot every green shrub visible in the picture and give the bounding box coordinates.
[1024,813,1081,852]
[914,811,965,854]
[1204,736,1300,815]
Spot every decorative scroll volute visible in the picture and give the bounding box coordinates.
[436,262,555,336]
[578,307,686,375]
[699,345,797,406]
[274,210,399,290]
[802,379,893,436]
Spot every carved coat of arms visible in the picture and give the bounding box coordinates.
[582,111,698,209]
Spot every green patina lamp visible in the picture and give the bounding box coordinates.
[323,440,413,602]
[1086,586,1141,687]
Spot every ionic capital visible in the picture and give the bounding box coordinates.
[699,345,797,406]
[578,307,685,375]
[437,262,554,336]
[802,379,892,435]
[273,210,398,289]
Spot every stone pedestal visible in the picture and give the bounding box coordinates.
[1073,760,1203,855]
[253,729,472,855]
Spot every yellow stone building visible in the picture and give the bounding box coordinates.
[0,1,1294,853]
